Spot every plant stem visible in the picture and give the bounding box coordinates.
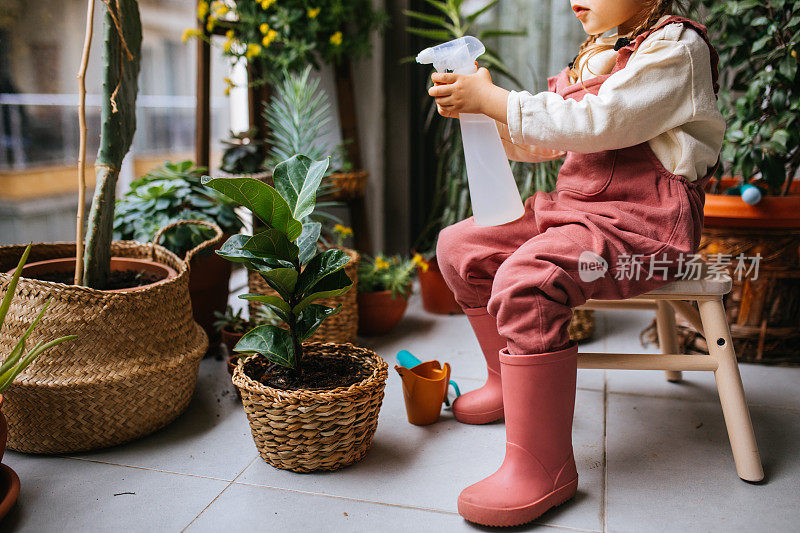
[75,0,95,285]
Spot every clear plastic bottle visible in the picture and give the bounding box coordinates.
[418,37,525,227]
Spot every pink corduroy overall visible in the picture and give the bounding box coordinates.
[437,16,720,356]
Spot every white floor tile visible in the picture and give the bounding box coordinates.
[0,455,227,532]
[605,393,799,532]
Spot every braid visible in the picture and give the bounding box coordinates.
[568,0,690,85]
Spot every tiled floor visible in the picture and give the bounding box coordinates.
[2,271,799,532]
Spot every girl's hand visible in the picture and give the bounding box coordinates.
[428,67,510,123]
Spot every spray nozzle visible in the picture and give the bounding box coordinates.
[416,36,486,74]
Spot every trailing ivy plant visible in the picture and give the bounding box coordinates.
[202,155,352,374]
[701,0,800,195]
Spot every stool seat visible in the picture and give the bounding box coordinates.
[642,273,731,297]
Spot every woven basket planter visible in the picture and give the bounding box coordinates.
[233,342,388,472]
[569,309,595,342]
[0,221,222,453]
[324,171,369,200]
[248,247,360,343]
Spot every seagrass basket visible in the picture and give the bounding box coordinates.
[569,309,595,342]
[0,221,222,453]
[233,342,388,472]
[248,247,359,343]
[324,171,369,200]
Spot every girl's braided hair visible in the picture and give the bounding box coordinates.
[568,0,690,84]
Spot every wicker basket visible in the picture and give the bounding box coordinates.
[233,342,388,472]
[248,247,359,343]
[323,171,369,200]
[569,309,595,342]
[0,221,223,453]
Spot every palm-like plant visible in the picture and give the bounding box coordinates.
[263,66,333,169]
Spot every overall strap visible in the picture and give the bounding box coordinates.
[613,15,720,95]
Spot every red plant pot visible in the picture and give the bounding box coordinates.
[220,327,245,355]
[188,235,232,345]
[357,290,410,336]
[417,257,463,315]
[0,395,7,463]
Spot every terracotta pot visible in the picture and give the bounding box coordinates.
[188,237,232,344]
[357,290,409,336]
[0,464,19,521]
[704,177,800,229]
[227,355,239,376]
[220,326,245,355]
[12,257,177,292]
[417,257,463,315]
[0,395,7,463]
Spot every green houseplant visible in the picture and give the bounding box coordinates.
[203,154,388,472]
[0,1,215,454]
[114,160,243,340]
[357,254,416,336]
[246,67,361,344]
[670,1,800,363]
[220,129,268,177]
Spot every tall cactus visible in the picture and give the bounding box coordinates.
[83,0,142,288]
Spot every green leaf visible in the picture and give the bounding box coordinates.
[297,221,322,266]
[201,176,302,241]
[403,9,448,27]
[243,229,299,264]
[239,293,291,322]
[297,304,342,341]
[233,325,296,369]
[466,0,498,23]
[406,27,452,41]
[293,269,353,314]
[0,243,31,328]
[296,248,351,297]
[272,155,329,222]
[259,268,298,301]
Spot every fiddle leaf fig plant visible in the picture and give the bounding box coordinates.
[202,155,352,373]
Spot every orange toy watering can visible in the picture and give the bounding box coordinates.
[395,359,453,426]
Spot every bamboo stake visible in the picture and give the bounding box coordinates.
[75,0,95,285]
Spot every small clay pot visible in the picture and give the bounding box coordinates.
[188,235,232,344]
[220,327,245,354]
[227,355,239,376]
[13,257,177,293]
[417,257,463,315]
[0,395,7,463]
[357,290,410,336]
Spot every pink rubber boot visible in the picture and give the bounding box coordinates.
[457,342,579,527]
[452,307,506,424]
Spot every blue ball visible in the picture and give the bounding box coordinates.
[741,184,762,205]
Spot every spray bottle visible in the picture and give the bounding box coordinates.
[417,36,525,227]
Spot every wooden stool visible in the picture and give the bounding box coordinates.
[575,268,765,482]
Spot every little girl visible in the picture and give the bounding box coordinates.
[427,0,724,527]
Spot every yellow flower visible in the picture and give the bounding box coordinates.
[334,224,353,237]
[259,23,270,34]
[412,253,429,273]
[262,29,278,47]
[181,28,202,43]
[375,257,390,270]
[206,18,215,32]
[197,1,209,20]
[225,29,234,39]
[307,7,320,19]
[224,86,231,96]
[222,38,233,53]
[259,0,277,9]
[329,31,343,46]
[246,43,262,59]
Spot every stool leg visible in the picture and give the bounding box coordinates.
[698,298,764,482]
[656,300,682,382]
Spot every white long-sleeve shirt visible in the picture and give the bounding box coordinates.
[502,17,726,181]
